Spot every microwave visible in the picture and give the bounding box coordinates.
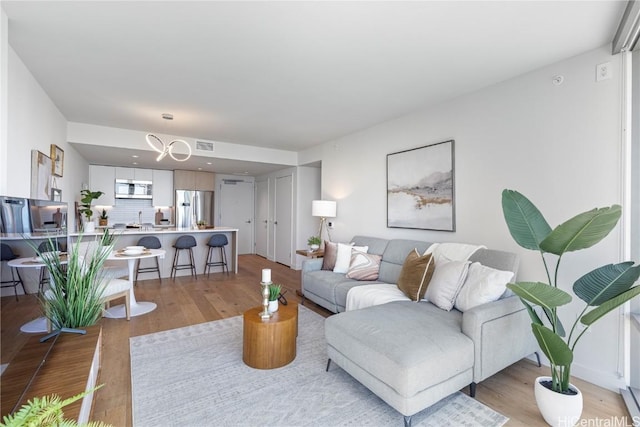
[115,179,153,199]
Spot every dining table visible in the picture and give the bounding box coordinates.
[8,254,68,333]
[104,248,166,318]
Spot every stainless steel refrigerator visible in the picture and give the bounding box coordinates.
[0,196,68,234]
[175,190,214,229]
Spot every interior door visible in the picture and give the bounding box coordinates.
[255,180,269,258]
[219,180,255,254]
[274,175,292,266]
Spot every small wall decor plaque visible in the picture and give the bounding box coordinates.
[50,144,64,177]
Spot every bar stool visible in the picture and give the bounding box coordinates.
[1,243,26,300]
[171,235,197,280]
[204,234,229,277]
[135,236,162,284]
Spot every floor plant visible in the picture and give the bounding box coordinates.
[501,189,640,394]
[35,234,112,330]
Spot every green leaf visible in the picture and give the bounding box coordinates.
[532,323,573,367]
[542,306,566,337]
[520,298,543,326]
[507,282,572,310]
[501,190,552,251]
[540,206,621,255]
[581,286,640,326]
[573,262,640,306]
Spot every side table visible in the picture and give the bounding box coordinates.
[295,249,324,258]
[243,303,298,369]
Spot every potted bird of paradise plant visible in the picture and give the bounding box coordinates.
[501,189,640,426]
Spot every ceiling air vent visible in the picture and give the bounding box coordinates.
[195,140,215,152]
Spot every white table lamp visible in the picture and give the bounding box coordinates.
[312,200,337,244]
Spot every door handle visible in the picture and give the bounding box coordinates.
[274,221,278,225]
[263,220,268,224]
[245,220,252,224]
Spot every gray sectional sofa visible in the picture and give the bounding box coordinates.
[301,236,537,426]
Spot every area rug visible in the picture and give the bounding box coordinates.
[130,305,508,427]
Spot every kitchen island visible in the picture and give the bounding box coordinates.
[70,227,239,278]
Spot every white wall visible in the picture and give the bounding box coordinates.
[4,45,88,230]
[295,166,321,269]
[0,10,8,196]
[318,46,626,391]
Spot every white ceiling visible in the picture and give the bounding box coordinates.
[2,1,627,172]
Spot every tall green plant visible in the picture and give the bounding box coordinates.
[502,189,640,393]
[35,235,111,329]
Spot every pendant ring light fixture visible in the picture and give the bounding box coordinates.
[145,113,192,162]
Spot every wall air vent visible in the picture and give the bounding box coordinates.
[223,179,245,185]
[195,140,215,152]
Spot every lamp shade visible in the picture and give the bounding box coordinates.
[312,200,337,218]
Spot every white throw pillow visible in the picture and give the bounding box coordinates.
[424,259,470,311]
[333,243,368,274]
[454,262,514,312]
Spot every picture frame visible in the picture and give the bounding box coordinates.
[50,144,64,177]
[387,140,455,231]
[30,150,53,201]
[51,188,62,202]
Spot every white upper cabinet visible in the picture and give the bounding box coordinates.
[115,167,152,181]
[153,169,174,207]
[89,165,115,206]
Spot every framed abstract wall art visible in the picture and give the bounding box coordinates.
[387,140,455,231]
[31,150,52,201]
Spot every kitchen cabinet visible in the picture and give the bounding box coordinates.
[89,165,115,206]
[174,170,195,190]
[153,169,174,207]
[115,167,153,181]
[174,170,215,191]
[195,171,215,191]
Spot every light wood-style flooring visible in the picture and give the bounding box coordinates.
[1,255,632,426]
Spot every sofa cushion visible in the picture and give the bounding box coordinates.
[334,244,368,274]
[351,236,389,256]
[305,270,358,303]
[325,301,473,398]
[397,250,435,301]
[424,259,470,311]
[378,239,433,284]
[322,241,338,270]
[346,251,382,281]
[454,262,514,312]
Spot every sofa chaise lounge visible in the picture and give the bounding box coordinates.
[301,236,537,426]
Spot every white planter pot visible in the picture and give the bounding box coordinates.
[268,300,278,313]
[309,244,320,251]
[534,376,583,427]
[83,221,95,233]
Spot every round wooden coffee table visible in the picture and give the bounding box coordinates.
[243,303,298,369]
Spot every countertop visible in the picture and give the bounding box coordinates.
[69,226,238,237]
